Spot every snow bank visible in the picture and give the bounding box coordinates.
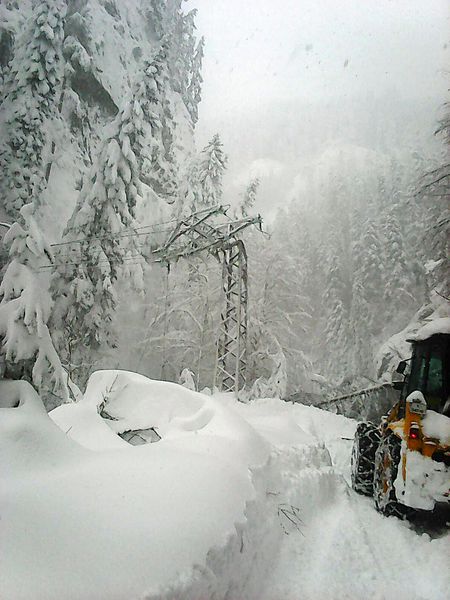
[422,410,450,445]
[2,375,354,599]
[51,370,269,466]
[232,397,357,482]
[2,373,276,599]
[407,317,450,342]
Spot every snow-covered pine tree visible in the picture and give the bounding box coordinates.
[238,177,260,218]
[136,47,178,202]
[175,157,202,217]
[381,204,414,313]
[349,205,384,377]
[322,220,351,383]
[0,0,66,219]
[197,134,228,209]
[0,204,69,404]
[163,3,197,115]
[417,103,450,298]
[51,82,146,382]
[245,214,313,395]
[186,36,204,126]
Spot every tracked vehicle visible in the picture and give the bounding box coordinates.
[351,318,450,517]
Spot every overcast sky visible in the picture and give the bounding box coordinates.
[185,0,449,218]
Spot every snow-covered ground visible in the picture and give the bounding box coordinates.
[1,373,449,599]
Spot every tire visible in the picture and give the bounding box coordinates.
[351,422,380,496]
[373,432,411,519]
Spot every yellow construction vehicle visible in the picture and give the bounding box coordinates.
[351,319,450,517]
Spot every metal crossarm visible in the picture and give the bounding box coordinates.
[155,206,227,263]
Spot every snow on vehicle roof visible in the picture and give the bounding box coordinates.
[406,317,450,342]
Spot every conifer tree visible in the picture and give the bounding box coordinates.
[0,204,69,403]
[382,205,413,310]
[136,48,179,202]
[349,206,384,376]
[186,36,204,126]
[322,220,351,382]
[418,104,450,298]
[239,177,260,218]
[197,134,228,208]
[51,83,145,380]
[176,158,202,217]
[0,0,66,218]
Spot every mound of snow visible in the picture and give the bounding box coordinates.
[2,373,273,600]
[396,445,450,511]
[3,374,359,600]
[408,317,450,342]
[51,370,269,466]
[422,410,450,445]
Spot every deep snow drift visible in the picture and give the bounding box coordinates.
[1,373,449,600]
[1,373,274,599]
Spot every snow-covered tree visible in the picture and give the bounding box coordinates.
[51,84,145,381]
[246,334,287,400]
[186,36,204,126]
[136,48,179,202]
[381,205,414,311]
[238,177,260,218]
[197,134,228,208]
[0,204,69,403]
[0,0,66,218]
[322,221,351,382]
[349,205,384,376]
[245,217,314,395]
[417,104,450,298]
[175,157,202,217]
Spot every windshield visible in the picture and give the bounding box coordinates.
[407,336,449,414]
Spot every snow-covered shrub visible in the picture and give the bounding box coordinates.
[246,337,288,401]
[179,367,196,391]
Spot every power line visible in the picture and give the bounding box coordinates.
[37,207,262,273]
[48,204,235,249]
[50,224,175,248]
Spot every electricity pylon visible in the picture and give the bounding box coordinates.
[155,205,261,394]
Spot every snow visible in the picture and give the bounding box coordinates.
[2,372,274,599]
[262,479,449,600]
[408,317,450,341]
[422,410,450,445]
[51,370,270,465]
[2,375,449,599]
[406,390,428,415]
[395,444,450,511]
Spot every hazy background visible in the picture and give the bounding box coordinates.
[186,0,450,220]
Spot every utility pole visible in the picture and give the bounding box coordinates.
[155,205,261,395]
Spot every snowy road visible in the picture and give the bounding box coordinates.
[256,404,450,600]
[263,482,449,600]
